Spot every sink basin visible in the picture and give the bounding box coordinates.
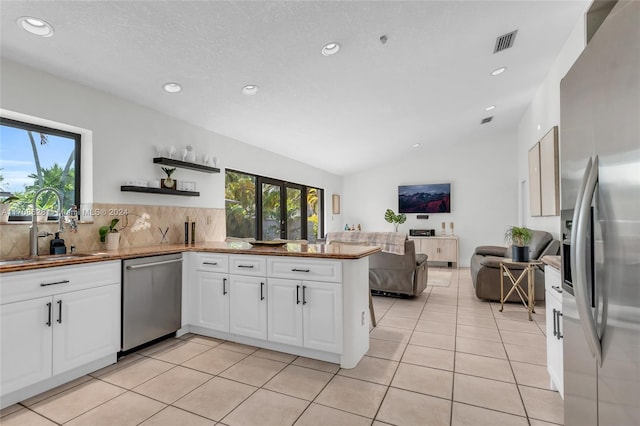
[0,253,98,267]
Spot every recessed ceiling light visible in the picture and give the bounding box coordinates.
[16,16,54,37]
[485,105,496,111]
[163,82,182,93]
[241,85,259,95]
[491,67,507,76]
[321,42,341,56]
[412,143,421,148]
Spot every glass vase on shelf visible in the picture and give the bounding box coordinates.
[449,222,454,236]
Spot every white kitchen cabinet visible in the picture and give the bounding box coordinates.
[0,296,53,395]
[229,275,267,340]
[0,261,121,407]
[267,278,303,346]
[52,285,120,375]
[409,236,459,268]
[192,271,229,332]
[267,278,342,353]
[301,281,342,353]
[545,265,564,398]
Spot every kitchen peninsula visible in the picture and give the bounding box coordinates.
[0,242,380,408]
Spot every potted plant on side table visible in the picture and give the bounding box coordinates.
[384,209,407,232]
[505,226,533,262]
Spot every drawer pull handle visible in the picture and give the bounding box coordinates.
[46,302,52,327]
[126,258,183,270]
[260,282,265,300]
[296,285,300,304]
[291,268,310,273]
[302,285,307,305]
[223,277,228,295]
[552,308,558,337]
[238,264,254,269]
[203,261,218,266]
[57,300,63,324]
[40,279,70,287]
[551,285,563,294]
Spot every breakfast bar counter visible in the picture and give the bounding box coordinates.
[0,241,380,273]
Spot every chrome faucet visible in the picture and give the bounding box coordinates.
[30,187,64,256]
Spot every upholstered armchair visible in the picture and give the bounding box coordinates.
[470,230,560,301]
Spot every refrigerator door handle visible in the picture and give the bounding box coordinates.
[573,155,602,366]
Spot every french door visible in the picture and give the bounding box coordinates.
[258,178,305,241]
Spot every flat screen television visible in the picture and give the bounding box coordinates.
[398,183,451,213]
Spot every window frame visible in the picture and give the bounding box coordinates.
[225,168,324,242]
[0,117,82,221]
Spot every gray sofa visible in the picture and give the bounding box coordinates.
[369,240,429,297]
[470,230,560,301]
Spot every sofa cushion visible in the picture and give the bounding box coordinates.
[416,253,428,266]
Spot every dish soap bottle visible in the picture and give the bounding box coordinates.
[49,232,67,255]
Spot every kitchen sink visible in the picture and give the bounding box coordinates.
[0,253,101,267]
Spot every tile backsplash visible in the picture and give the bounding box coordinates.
[0,202,225,258]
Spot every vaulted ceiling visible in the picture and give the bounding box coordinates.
[0,1,589,175]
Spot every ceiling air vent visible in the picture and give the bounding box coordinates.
[494,30,518,53]
[481,116,493,124]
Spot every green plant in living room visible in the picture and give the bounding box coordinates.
[505,226,533,261]
[384,209,406,232]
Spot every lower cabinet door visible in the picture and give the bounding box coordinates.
[0,296,53,395]
[193,271,229,332]
[302,281,343,353]
[52,284,120,376]
[229,275,267,340]
[267,279,303,346]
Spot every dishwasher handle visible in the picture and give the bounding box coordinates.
[126,258,183,270]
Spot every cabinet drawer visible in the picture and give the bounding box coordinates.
[1,261,121,304]
[230,255,267,277]
[195,253,229,272]
[545,266,562,293]
[268,258,342,283]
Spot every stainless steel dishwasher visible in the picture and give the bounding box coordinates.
[122,253,182,351]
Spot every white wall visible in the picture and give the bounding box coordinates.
[341,130,519,267]
[516,13,587,239]
[0,59,343,233]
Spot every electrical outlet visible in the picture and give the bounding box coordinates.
[206,216,211,225]
[361,311,365,326]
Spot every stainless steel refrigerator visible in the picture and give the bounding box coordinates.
[560,1,639,425]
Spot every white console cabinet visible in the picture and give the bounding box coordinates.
[409,236,459,268]
[545,265,564,398]
[0,261,120,408]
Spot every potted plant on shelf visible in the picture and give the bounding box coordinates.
[384,209,407,232]
[161,167,177,190]
[505,226,533,262]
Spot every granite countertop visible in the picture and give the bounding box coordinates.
[0,242,382,273]
[541,255,561,270]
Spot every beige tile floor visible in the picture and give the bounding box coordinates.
[0,268,563,426]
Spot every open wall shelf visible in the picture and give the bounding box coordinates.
[120,186,200,197]
[153,157,220,173]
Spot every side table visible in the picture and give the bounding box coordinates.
[499,260,543,321]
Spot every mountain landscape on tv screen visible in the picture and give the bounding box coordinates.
[398,184,451,213]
